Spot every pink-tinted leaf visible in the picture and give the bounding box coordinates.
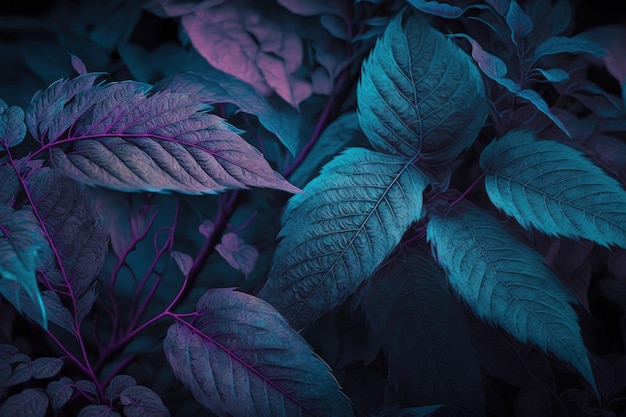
[181,2,311,107]
[69,53,88,75]
[0,99,27,150]
[581,25,626,88]
[47,377,74,412]
[215,232,258,278]
[198,219,214,239]
[4,362,33,386]
[170,251,193,276]
[42,291,74,334]
[145,0,224,17]
[105,375,137,401]
[485,0,509,15]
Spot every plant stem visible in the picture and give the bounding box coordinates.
[449,172,486,207]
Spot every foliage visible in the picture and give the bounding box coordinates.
[0,0,625,416]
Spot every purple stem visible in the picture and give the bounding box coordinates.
[232,211,257,234]
[449,172,486,207]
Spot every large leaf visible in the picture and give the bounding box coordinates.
[0,204,48,327]
[259,148,428,330]
[480,130,626,248]
[357,12,487,166]
[361,249,484,416]
[163,288,354,417]
[426,205,597,394]
[27,74,299,194]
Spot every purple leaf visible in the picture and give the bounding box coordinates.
[533,36,606,62]
[181,3,311,107]
[215,233,258,278]
[31,75,300,194]
[47,377,74,412]
[0,165,19,206]
[69,53,88,75]
[0,99,27,150]
[505,1,533,43]
[170,251,193,277]
[515,89,571,137]
[0,388,48,417]
[105,374,137,401]
[42,291,74,334]
[119,385,170,417]
[198,219,214,239]
[485,0,509,15]
[145,0,224,17]
[163,288,355,417]
[78,405,122,417]
[30,357,63,379]
[0,204,48,328]
[276,0,345,16]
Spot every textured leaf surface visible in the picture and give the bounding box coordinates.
[480,130,626,248]
[0,204,48,327]
[163,288,354,417]
[407,0,465,19]
[215,233,259,278]
[0,388,49,417]
[105,375,137,401]
[505,1,533,42]
[427,205,597,393]
[376,405,445,417]
[361,250,483,415]
[514,89,570,137]
[28,74,298,194]
[259,148,428,330]
[119,385,170,417]
[47,377,74,412]
[0,99,27,150]
[78,405,122,417]
[357,13,487,166]
[533,36,605,61]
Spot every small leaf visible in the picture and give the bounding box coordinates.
[42,291,74,334]
[505,1,533,43]
[515,89,570,137]
[259,148,428,330]
[119,385,170,417]
[69,53,88,75]
[427,205,597,394]
[375,405,446,417]
[580,25,626,88]
[47,377,74,412]
[0,165,19,206]
[105,374,137,401]
[276,0,344,16]
[533,36,606,61]
[215,233,259,278]
[480,130,626,248]
[0,99,27,150]
[170,251,193,277]
[0,204,48,328]
[4,362,34,386]
[357,13,487,166]
[31,357,63,379]
[163,288,354,417]
[0,388,49,417]
[407,0,465,19]
[198,219,214,239]
[534,68,569,83]
[78,405,122,417]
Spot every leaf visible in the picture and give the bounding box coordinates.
[163,288,354,417]
[42,291,74,334]
[533,36,606,62]
[170,251,193,277]
[0,99,27,150]
[361,250,484,415]
[47,377,74,412]
[215,233,259,278]
[357,13,487,166]
[407,0,464,19]
[69,53,88,75]
[485,0,509,15]
[288,112,367,188]
[505,1,533,43]
[375,405,446,417]
[534,68,569,83]
[515,89,570,137]
[0,388,49,417]
[31,357,63,379]
[34,75,300,194]
[105,375,137,401]
[75,380,99,399]
[0,204,48,328]
[26,168,108,299]
[426,205,597,394]
[181,2,311,107]
[78,405,122,417]
[119,385,170,417]
[581,25,626,88]
[0,164,19,206]
[480,130,626,248]
[156,70,303,155]
[259,148,428,330]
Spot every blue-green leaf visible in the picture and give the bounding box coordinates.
[505,1,533,43]
[163,288,354,417]
[0,99,26,150]
[259,148,428,330]
[480,130,626,248]
[427,205,597,394]
[533,36,606,62]
[0,204,48,328]
[361,249,484,415]
[515,89,570,137]
[534,68,569,83]
[357,13,487,166]
[374,405,445,417]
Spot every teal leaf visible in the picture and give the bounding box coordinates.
[480,130,626,248]
[361,249,484,415]
[357,13,487,166]
[259,148,428,330]
[427,205,597,394]
[0,99,27,150]
[163,288,355,417]
[533,36,606,62]
[515,89,570,137]
[534,68,569,83]
[0,204,48,328]
[505,1,533,43]
[47,377,74,412]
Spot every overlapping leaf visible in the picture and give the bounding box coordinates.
[163,288,354,417]
[427,205,597,393]
[0,98,27,150]
[480,130,626,248]
[361,250,483,415]
[259,148,428,330]
[357,12,487,166]
[27,74,299,194]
